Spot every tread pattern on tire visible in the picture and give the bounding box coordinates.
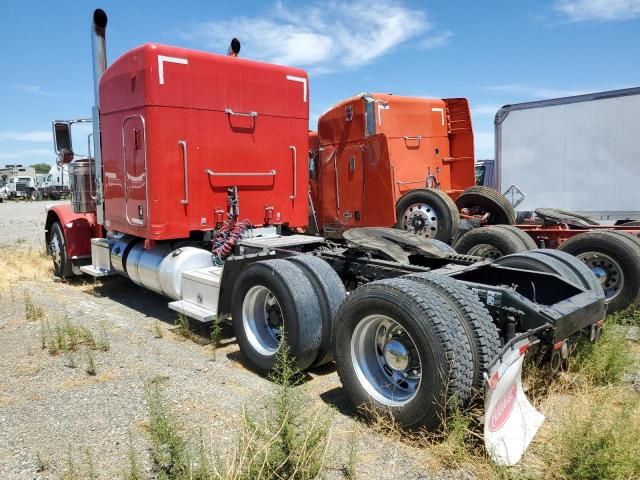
[51,222,73,278]
[334,278,474,427]
[231,259,323,373]
[454,225,531,257]
[601,229,640,250]
[493,224,537,250]
[402,272,500,390]
[287,255,347,366]
[455,186,516,225]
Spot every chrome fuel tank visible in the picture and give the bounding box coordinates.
[119,242,215,300]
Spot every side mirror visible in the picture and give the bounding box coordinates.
[52,121,73,154]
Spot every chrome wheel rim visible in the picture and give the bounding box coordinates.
[467,243,502,260]
[351,314,421,406]
[401,203,438,238]
[50,235,62,269]
[577,252,624,302]
[242,285,283,356]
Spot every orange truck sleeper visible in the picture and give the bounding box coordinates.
[309,93,475,238]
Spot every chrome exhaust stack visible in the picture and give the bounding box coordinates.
[91,9,107,223]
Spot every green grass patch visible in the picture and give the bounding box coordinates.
[569,325,633,386]
[143,339,332,480]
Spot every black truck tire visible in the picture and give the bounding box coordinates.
[558,231,640,313]
[50,222,74,278]
[334,278,473,429]
[454,225,533,259]
[428,239,457,253]
[455,186,516,225]
[493,225,538,250]
[287,255,347,367]
[528,249,604,298]
[402,272,500,390]
[395,189,460,244]
[603,230,640,250]
[494,250,583,287]
[231,259,323,374]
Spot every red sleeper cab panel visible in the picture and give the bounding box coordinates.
[99,43,309,240]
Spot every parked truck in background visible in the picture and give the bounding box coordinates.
[495,87,640,223]
[475,159,495,189]
[36,164,70,200]
[7,175,38,199]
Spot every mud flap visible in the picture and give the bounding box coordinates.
[484,338,545,466]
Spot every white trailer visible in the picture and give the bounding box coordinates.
[495,87,640,222]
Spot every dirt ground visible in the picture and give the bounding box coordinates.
[0,200,450,479]
[1,199,638,480]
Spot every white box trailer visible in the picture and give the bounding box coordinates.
[495,87,640,222]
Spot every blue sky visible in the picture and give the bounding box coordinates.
[0,0,638,166]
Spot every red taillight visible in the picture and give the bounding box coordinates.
[519,343,530,355]
[553,340,564,351]
[596,319,605,327]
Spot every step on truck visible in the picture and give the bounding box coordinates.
[45,9,607,465]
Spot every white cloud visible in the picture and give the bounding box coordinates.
[484,84,591,100]
[418,31,453,50]
[554,0,640,22]
[0,149,53,161]
[0,130,51,142]
[12,84,59,97]
[178,1,449,72]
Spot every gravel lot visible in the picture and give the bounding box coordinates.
[0,200,446,479]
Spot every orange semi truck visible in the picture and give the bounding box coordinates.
[309,93,517,244]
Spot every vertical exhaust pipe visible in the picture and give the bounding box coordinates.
[90,9,107,220]
[91,9,108,105]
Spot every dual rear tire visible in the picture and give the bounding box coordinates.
[231,257,346,374]
[458,228,640,313]
[333,276,499,428]
[232,256,500,430]
[557,231,640,313]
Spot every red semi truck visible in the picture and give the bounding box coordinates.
[45,9,608,465]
